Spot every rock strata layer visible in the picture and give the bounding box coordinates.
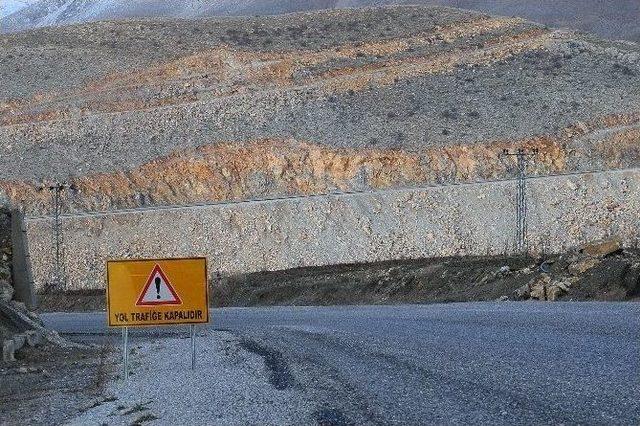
[0,6,638,214]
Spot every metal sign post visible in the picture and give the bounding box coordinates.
[122,326,129,381]
[190,324,196,370]
[122,325,197,380]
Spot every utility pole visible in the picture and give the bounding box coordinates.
[500,148,538,253]
[51,183,65,291]
[37,182,74,291]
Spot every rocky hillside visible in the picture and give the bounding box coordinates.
[216,239,640,306]
[2,0,639,43]
[0,6,638,214]
[38,238,640,310]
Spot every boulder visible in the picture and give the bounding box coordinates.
[529,275,551,300]
[0,279,13,302]
[0,301,82,350]
[547,280,571,301]
[568,257,600,275]
[12,334,25,352]
[10,300,26,312]
[25,330,43,347]
[3,339,15,362]
[513,283,531,300]
[523,275,572,301]
[580,238,622,258]
[9,301,44,326]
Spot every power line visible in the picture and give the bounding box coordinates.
[24,166,638,222]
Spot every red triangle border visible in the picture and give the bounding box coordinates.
[135,264,183,306]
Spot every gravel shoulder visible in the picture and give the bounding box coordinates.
[67,329,316,425]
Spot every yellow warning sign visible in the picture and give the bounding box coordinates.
[106,258,209,327]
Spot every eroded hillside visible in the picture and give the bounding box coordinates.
[0,6,638,213]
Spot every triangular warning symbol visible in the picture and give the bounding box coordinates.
[135,264,182,306]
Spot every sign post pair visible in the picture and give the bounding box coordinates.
[106,258,209,379]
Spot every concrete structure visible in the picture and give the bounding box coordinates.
[10,210,35,307]
[23,168,639,292]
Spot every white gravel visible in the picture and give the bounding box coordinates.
[67,328,313,425]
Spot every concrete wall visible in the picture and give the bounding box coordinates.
[10,210,35,307]
[23,169,640,291]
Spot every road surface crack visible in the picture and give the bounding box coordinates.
[239,338,295,390]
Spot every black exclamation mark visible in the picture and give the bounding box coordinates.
[155,276,161,299]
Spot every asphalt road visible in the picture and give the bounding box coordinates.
[43,302,640,425]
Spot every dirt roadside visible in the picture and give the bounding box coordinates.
[0,336,116,426]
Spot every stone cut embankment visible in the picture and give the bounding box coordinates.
[23,168,639,291]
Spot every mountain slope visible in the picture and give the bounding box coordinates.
[1,0,639,43]
[0,6,638,214]
[0,0,38,18]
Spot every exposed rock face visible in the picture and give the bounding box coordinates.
[0,209,13,302]
[1,6,638,293]
[0,6,638,215]
[567,258,600,276]
[580,238,622,258]
[24,169,640,291]
[0,209,57,362]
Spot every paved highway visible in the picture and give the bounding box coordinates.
[43,302,640,424]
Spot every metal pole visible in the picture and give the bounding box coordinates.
[49,183,66,290]
[122,326,129,381]
[190,324,196,370]
[517,152,526,252]
[54,187,60,286]
[500,148,537,254]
